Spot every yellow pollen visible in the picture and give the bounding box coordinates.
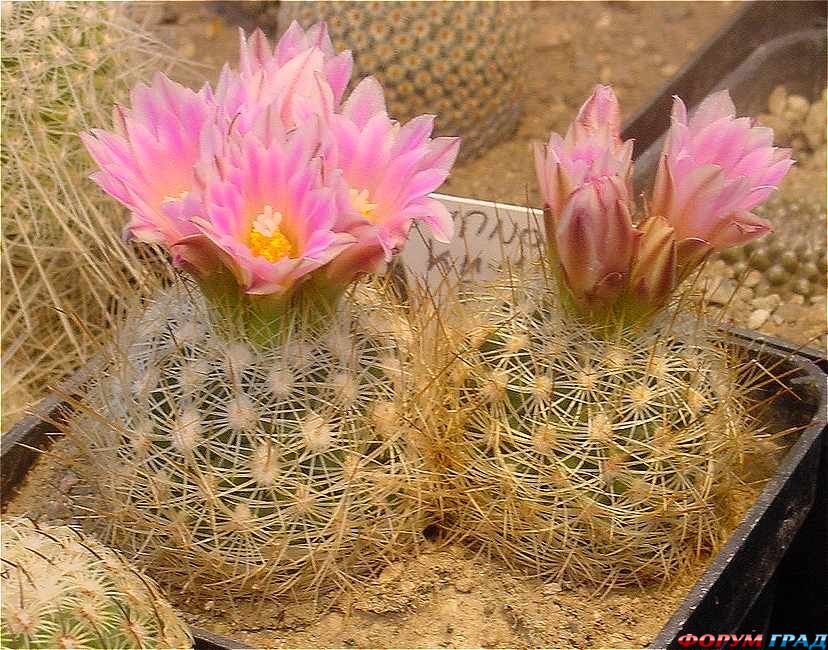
[349,188,379,221]
[249,205,295,262]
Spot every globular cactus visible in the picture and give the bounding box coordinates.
[1,2,176,428]
[435,270,767,588]
[69,282,427,598]
[276,0,529,161]
[0,518,191,649]
[717,195,827,300]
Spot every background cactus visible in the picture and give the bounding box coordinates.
[68,280,427,598]
[1,2,177,428]
[275,0,529,161]
[717,195,827,300]
[434,268,771,588]
[0,517,191,649]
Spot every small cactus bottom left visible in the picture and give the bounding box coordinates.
[1,518,192,650]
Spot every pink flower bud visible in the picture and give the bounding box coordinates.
[628,216,677,312]
[554,176,638,310]
[533,84,634,229]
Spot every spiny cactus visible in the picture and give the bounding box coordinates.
[1,2,177,428]
[0,518,192,649]
[434,268,769,588]
[69,280,427,599]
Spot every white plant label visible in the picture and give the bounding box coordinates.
[402,193,545,289]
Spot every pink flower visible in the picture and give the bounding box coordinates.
[81,73,212,250]
[214,23,352,138]
[553,176,638,309]
[651,90,793,261]
[321,77,460,279]
[188,124,354,295]
[533,85,634,226]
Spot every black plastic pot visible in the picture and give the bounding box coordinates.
[2,329,825,650]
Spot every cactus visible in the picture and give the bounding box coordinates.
[1,2,177,428]
[434,268,769,588]
[0,517,191,649]
[68,280,426,599]
[276,0,529,161]
[716,195,827,300]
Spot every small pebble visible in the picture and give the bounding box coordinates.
[752,294,782,312]
[454,578,474,593]
[660,63,678,78]
[58,471,79,493]
[744,270,762,288]
[748,309,770,330]
[786,94,810,121]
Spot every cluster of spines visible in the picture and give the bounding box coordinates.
[1,2,178,427]
[426,266,770,589]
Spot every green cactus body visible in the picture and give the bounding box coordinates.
[0,518,191,650]
[1,2,175,427]
[70,283,425,598]
[438,270,765,587]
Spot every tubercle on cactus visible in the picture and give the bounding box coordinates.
[1,517,192,650]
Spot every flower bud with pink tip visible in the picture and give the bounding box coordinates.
[651,90,793,271]
[214,22,352,137]
[533,84,634,236]
[553,176,639,311]
[628,216,678,313]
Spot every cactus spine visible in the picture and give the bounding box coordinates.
[1,518,191,649]
[1,2,177,427]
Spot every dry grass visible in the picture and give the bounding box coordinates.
[1,2,181,429]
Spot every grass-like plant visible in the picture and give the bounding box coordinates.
[1,2,179,428]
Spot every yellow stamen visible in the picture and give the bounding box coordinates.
[249,205,295,262]
[349,188,379,222]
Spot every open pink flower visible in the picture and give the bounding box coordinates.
[81,73,212,249]
[321,77,460,279]
[533,85,634,225]
[554,176,638,308]
[214,22,352,138]
[188,125,354,295]
[651,90,793,260]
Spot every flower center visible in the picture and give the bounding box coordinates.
[349,188,379,222]
[249,205,295,262]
